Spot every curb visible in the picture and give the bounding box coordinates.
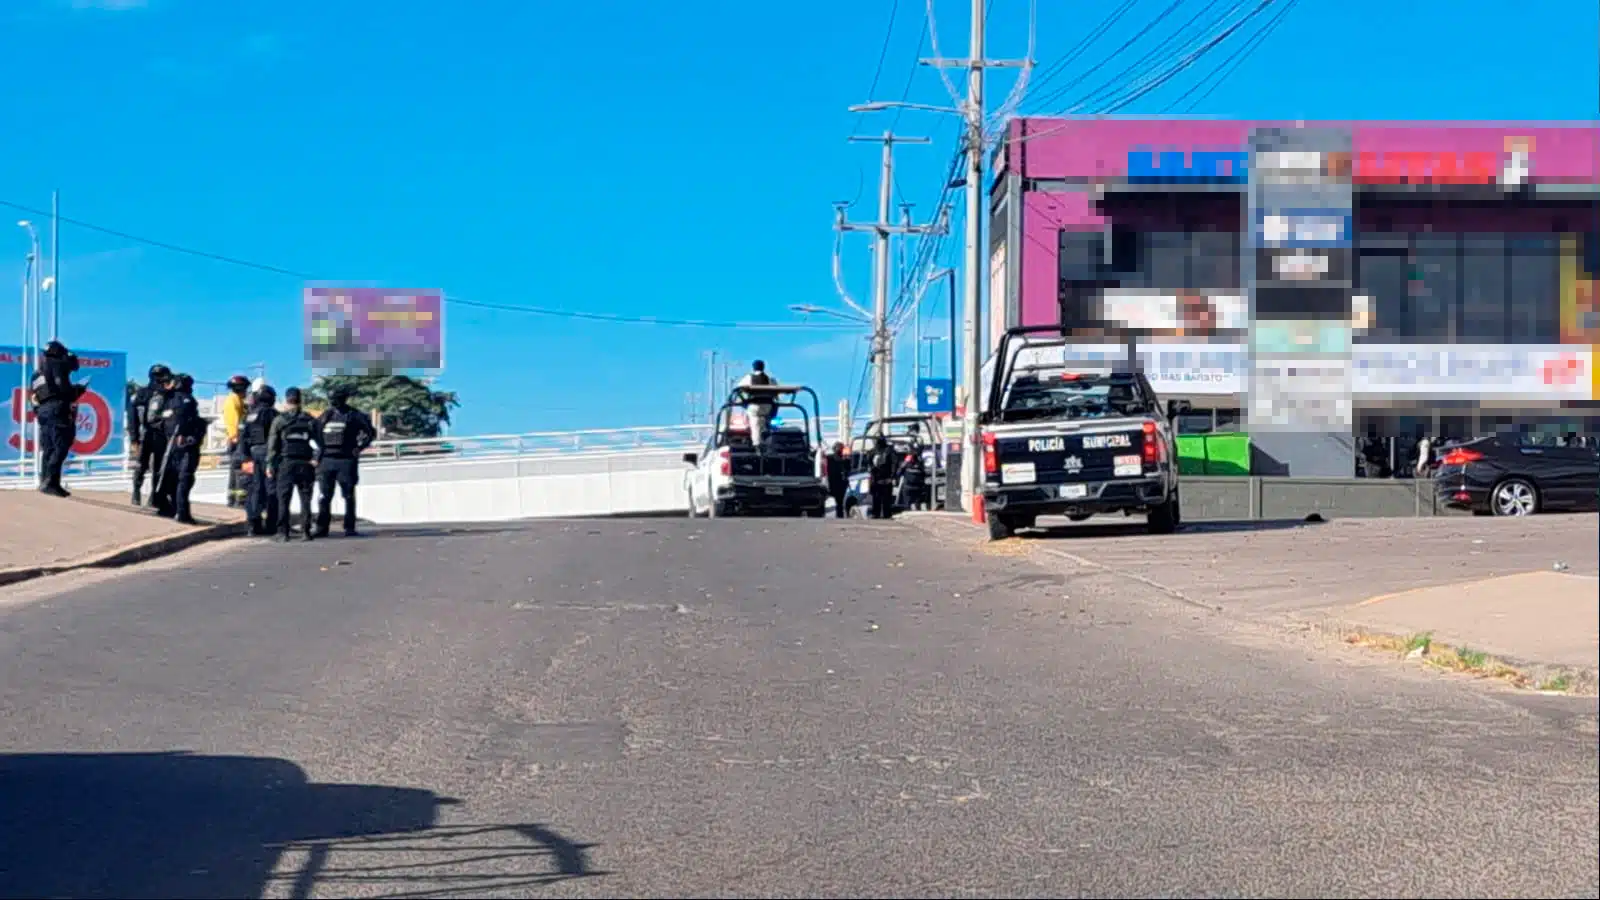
[1298,614,1600,696]
[0,520,250,588]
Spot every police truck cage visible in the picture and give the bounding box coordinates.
[982,326,1142,424]
[720,384,825,448]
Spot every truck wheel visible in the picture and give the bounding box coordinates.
[1147,496,1179,534]
[986,513,1015,541]
[1068,513,1093,522]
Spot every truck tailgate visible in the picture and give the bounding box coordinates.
[731,452,815,479]
[994,425,1147,486]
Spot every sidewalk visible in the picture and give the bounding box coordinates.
[905,513,1600,688]
[0,489,248,587]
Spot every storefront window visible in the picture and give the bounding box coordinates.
[1355,231,1562,344]
[1460,235,1507,341]
[1507,237,1560,343]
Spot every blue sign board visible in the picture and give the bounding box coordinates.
[916,378,954,414]
[1255,210,1352,248]
[1127,149,1249,184]
[1,345,128,462]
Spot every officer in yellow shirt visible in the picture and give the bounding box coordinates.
[223,375,251,507]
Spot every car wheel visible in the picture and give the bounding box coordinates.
[1490,478,1539,517]
[986,513,1015,541]
[1067,513,1093,522]
[1147,496,1179,534]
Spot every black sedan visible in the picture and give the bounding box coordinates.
[1435,434,1599,516]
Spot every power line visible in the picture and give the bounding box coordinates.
[844,0,906,209]
[1024,0,1187,113]
[0,198,854,331]
[1066,0,1237,114]
[1098,0,1279,114]
[1021,0,1140,104]
[1165,0,1299,114]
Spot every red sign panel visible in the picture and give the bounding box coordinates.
[1353,151,1500,184]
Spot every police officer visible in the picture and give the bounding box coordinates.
[314,385,376,537]
[154,373,206,524]
[240,384,280,536]
[867,436,897,519]
[31,341,84,498]
[267,387,319,542]
[128,364,173,506]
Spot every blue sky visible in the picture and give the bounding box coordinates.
[1,0,1595,434]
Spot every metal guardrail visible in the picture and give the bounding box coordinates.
[1,419,848,484]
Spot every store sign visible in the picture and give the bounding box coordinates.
[1140,344,1246,395]
[1256,211,1350,248]
[1353,151,1499,184]
[1351,346,1593,398]
[1127,149,1250,183]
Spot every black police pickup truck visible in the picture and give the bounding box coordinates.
[979,326,1187,541]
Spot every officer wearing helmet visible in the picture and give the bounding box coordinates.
[222,374,252,508]
[239,383,280,535]
[314,384,376,537]
[153,373,206,524]
[267,386,320,542]
[128,363,174,507]
[30,340,84,497]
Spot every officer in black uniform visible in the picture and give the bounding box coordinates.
[30,341,84,498]
[240,384,280,536]
[314,385,376,537]
[154,373,206,524]
[267,386,320,542]
[128,364,173,507]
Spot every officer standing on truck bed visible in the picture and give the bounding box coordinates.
[267,386,319,542]
[314,385,376,537]
[128,364,173,507]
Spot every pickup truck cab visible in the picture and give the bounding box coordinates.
[979,326,1188,541]
[683,383,828,518]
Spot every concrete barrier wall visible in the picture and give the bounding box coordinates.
[29,450,1459,524]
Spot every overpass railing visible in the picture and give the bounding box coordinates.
[1,418,848,485]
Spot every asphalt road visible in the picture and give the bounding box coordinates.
[0,517,1595,899]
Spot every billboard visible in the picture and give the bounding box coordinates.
[304,287,444,372]
[2,345,127,461]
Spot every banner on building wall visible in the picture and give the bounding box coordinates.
[1,345,128,462]
[1098,291,1249,337]
[1560,234,1599,343]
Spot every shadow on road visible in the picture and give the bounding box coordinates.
[1020,516,1327,541]
[0,751,604,899]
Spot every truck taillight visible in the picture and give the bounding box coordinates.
[981,432,998,474]
[718,447,731,476]
[1141,420,1160,464]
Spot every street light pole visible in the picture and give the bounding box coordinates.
[49,191,59,341]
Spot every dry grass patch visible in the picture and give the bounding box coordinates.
[1341,630,1577,692]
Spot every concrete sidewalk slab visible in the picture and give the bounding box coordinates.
[0,489,247,587]
[1331,570,1600,672]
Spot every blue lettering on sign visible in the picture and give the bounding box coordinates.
[1127,149,1250,183]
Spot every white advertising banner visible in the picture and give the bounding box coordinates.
[983,342,1593,402]
[1351,345,1592,399]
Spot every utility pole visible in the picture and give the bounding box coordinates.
[836,131,942,421]
[922,0,1029,510]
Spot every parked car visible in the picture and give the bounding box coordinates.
[1434,432,1599,516]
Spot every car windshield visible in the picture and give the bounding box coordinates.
[999,373,1153,422]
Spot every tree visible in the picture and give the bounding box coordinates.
[304,373,459,440]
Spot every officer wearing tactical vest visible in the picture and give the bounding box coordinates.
[314,385,376,537]
[267,386,320,542]
[128,364,173,507]
[30,341,85,498]
[154,373,207,524]
[240,384,280,536]
[736,360,778,450]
